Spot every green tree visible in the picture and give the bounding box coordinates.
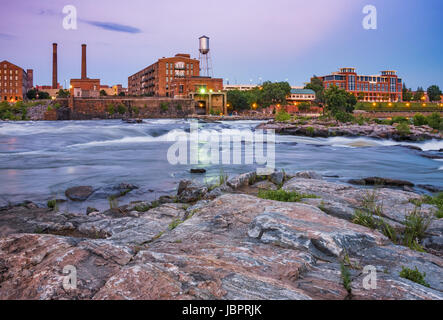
[413,113,427,126]
[117,103,127,115]
[413,87,425,102]
[305,76,325,104]
[227,90,250,111]
[57,89,70,98]
[402,84,413,102]
[426,112,441,130]
[275,109,291,122]
[37,91,50,99]
[324,85,357,115]
[107,104,115,115]
[100,90,108,96]
[26,89,37,100]
[297,102,311,113]
[427,85,442,102]
[118,92,126,96]
[258,81,291,108]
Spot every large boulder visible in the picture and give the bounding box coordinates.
[227,172,256,189]
[65,186,94,201]
[177,180,208,203]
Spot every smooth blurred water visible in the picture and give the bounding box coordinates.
[0,119,442,212]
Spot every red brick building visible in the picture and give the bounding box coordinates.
[0,60,33,101]
[170,76,223,98]
[319,68,403,102]
[128,54,200,97]
[70,44,100,98]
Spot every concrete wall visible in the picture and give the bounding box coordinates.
[64,97,195,120]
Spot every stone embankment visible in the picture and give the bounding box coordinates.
[257,121,442,141]
[0,171,442,300]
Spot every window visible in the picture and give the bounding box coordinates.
[390,78,396,92]
[348,75,355,91]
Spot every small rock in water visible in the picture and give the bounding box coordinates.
[86,207,98,215]
[116,183,139,190]
[348,177,414,187]
[294,171,322,180]
[418,184,443,193]
[158,195,175,204]
[20,201,39,209]
[65,186,94,201]
[190,168,206,174]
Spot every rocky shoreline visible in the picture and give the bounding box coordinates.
[0,170,442,300]
[257,120,443,142]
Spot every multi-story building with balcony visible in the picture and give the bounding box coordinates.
[128,54,200,97]
[319,68,403,102]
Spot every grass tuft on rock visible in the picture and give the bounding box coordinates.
[134,204,151,212]
[399,266,430,288]
[352,209,379,230]
[168,219,183,231]
[340,262,352,294]
[257,189,317,202]
[352,191,399,242]
[403,207,431,251]
[47,199,57,210]
[422,192,443,219]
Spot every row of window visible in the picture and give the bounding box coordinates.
[0,82,20,87]
[290,94,315,99]
[326,81,400,92]
[2,69,18,75]
[2,76,18,81]
[166,69,194,76]
[3,89,19,93]
[3,96,20,101]
[166,62,194,70]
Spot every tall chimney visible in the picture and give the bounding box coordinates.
[52,43,57,89]
[81,44,87,79]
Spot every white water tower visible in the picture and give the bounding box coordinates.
[199,35,213,77]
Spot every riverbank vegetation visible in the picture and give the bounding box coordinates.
[257,189,318,202]
[0,100,42,120]
[227,81,291,111]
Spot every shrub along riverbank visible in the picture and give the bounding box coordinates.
[0,100,57,120]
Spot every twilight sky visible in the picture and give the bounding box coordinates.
[1,0,442,89]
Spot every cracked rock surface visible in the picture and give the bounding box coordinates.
[0,174,442,300]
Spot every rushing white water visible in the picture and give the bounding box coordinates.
[0,119,442,211]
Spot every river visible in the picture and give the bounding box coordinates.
[0,119,442,211]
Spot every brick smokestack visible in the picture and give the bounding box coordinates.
[52,43,57,89]
[81,44,87,79]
